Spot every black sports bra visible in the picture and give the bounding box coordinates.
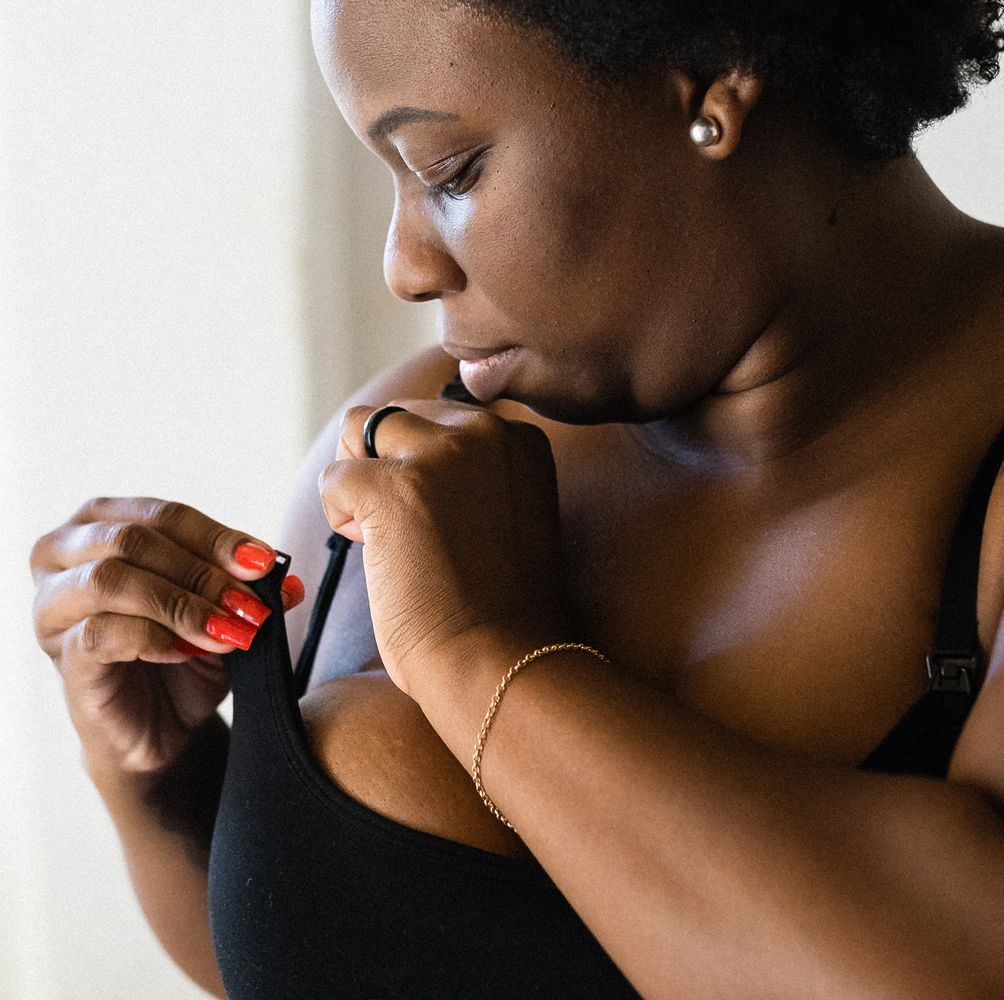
[208,371,1004,999]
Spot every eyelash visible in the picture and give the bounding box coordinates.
[428,153,484,201]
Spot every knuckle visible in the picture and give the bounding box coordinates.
[465,408,504,437]
[318,458,341,489]
[86,557,127,602]
[162,586,198,631]
[181,559,217,600]
[394,465,428,504]
[30,590,48,639]
[203,523,234,566]
[107,521,149,562]
[79,614,106,655]
[437,432,468,459]
[340,406,367,442]
[343,405,371,425]
[149,499,188,532]
[73,496,106,520]
[28,532,52,572]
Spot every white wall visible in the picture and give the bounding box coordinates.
[2,5,309,998]
[1,4,1001,996]
[1,4,432,998]
[915,75,1004,225]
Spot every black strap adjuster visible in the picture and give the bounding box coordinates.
[926,652,977,694]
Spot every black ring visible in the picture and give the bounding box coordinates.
[362,405,407,459]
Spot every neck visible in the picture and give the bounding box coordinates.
[629,154,999,480]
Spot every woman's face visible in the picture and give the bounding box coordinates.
[311,0,775,424]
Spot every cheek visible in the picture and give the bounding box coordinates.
[459,170,644,334]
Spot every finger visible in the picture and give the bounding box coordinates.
[158,650,232,730]
[51,496,277,581]
[383,396,488,425]
[316,456,397,544]
[174,636,220,661]
[36,559,260,654]
[333,398,495,465]
[59,612,221,672]
[33,520,274,630]
[281,575,305,612]
[335,402,453,463]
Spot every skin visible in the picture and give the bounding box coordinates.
[28,5,1002,994]
[293,1,1004,991]
[27,3,999,995]
[304,0,1004,761]
[296,0,1004,995]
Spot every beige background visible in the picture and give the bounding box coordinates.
[2,3,1002,996]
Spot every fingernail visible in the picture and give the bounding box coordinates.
[174,636,213,657]
[205,614,258,651]
[220,588,272,628]
[280,575,305,610]
[234,542,275,572]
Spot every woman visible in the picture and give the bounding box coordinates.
[29,1,1004,997]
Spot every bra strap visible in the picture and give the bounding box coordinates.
[292,532,353,699]
[926,421,1004,696]
[859,422,1004,778]
[292,368,473,697]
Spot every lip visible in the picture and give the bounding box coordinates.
[441,341,517,362]
[457,346,521,402]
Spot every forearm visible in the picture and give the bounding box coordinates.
[421,643,1004,1000]
[87,714,230,998]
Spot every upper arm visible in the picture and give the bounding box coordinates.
[946,460,1004,800]
[277,343,461,666]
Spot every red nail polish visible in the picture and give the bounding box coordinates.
[234,542,275,572]
[205,614,258,651]
[174,636,212,657]
[281,575,305,606]
[220,588,272,628]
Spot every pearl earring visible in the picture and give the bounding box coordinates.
[689,115,722,147]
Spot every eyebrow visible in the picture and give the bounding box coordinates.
[366,106,461,144]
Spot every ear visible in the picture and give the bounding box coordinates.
[692,68,765,161]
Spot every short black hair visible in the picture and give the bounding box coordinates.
[452,0,1004,163]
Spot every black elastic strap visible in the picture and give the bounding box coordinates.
[926,421,1004,691]
[292,532,353,699]
[861,421,1004,776]
[292,367,474,698]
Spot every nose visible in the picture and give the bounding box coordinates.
[382,199,465,303]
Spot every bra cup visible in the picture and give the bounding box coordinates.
[208,547,642,999]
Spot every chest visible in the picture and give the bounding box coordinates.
[539,419,1004,767]
[295,409,1004,865]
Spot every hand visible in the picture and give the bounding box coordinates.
[317,399,574,702]
[29,497,305,778]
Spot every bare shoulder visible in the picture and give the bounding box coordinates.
[279,344,463,662]
[947,233,1004,796]
[948,459,1004,797]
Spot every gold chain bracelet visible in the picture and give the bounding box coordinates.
[471,641,611,832]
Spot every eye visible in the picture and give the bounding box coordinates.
[427,152,485,201]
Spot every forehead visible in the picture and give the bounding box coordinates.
[310,0,594,142]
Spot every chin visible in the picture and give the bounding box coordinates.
[501,387,630,426]
[482,350,639,425]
